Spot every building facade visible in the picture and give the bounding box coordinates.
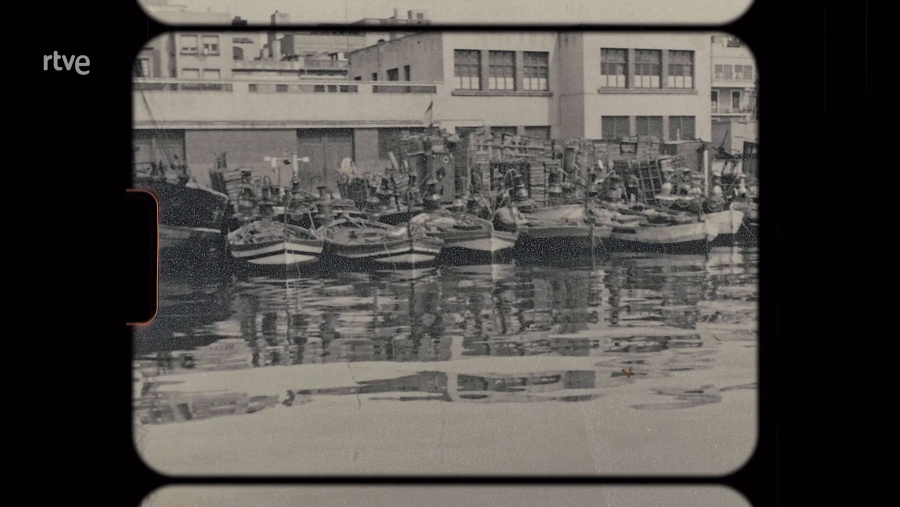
[134,31,713,187]
[710,35,757,152]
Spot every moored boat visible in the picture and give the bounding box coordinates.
[133,175,231,263]
[515,205,611,257]
[409,211,518,265]
[603,215,716,254]
[227,219,324,271]
[704,207,746,247]
[317,216,443,270]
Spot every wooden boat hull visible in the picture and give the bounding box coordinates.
[324,236,443,268]
[704,208,746,246]
[516,225,611,257]
[604,220,715,254]
[439,229,519,265]
[228,222,323,270]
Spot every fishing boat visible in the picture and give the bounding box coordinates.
[408,210,518,265]
[227,218,324,271]
[133,173,231,263]
[515,204,612,257]
[317,215,443,270]
[602,212,716,254]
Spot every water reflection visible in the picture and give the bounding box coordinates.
[134,246,757,425]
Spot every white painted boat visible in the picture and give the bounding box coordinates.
[227,219,323,268]
[605,218,716,254]
[704,208,745,236]
[516,206,611,256]
[409,211,518,264]
[317,217,443,268]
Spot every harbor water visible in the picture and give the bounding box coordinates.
[133,245,758,476]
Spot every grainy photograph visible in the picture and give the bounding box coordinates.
[136,0,757,25]
[131,22,760,476]
[141,486,752,507]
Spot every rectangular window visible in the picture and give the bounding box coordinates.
[354,76,362,81]
[711,91,718,112]
[667,50,694,89]
[523,51,549,91]
[180,35,198,54]
[600,48,627,88]
[714,64,724,79]
[488,51,515,90]
[372,72,378,81]
[634,49,661,88]
[723,65,733,80]
[523,126,551,139]
[181,68,199,80]
[635,116,663,139]
[134,58,150,78]
[454,50,481,90]
[732,91,741,109]
[668,116,696,141]
[387,68,399,81]
[202,69,220,80]
[404,65,411,81]
[201,35,219,55]
[743,65,754,80]
[491,126,518,136]
[601,116,630,140]
[734,65,745,80]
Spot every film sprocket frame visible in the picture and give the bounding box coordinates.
[125,189,159,325]
[110,0,796,506]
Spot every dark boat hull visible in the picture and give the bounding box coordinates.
[516,225,610,258]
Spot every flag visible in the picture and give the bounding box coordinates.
[424,100,433,128]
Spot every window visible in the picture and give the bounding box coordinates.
[488,51,515,90]
[711,91,718,112]
[732,91,741,109]
[454,50,481,90]
[524,126,551,139]
[600,48,627,88]
[668,116,696,141]
[181,69,200,79]
[233,47,244,61]
[492,126,518,136]
[714,64,724,79]
[601,116,630,140]
[417,13,424,19]
[202,69,221,80]
[387,68,399,81]
[738,65,753,80]
[723,65,733,80]
[523,52,549,91]
[634,50,661,88]
[134,58,150,77]
[635,116,663,139]
[372,72,378,81]
[404,65,411,81]
[180,35,198,54]
[354,76,362,81]
[201,35,219,55]
[276,84,288,92]
[667,50,694,88]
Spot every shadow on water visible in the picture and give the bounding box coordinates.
[134,246,758,424]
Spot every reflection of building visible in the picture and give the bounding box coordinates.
[134,32,712,187]
[710,35,757,152]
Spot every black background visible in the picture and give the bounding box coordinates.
[22,0,847,505]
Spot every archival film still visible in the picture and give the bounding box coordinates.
[135,0,756,26]
[132,29,760,476]
[140,486,752,507]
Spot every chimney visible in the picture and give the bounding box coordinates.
[393,8,399,19]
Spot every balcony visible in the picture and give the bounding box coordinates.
[232,59,348,71]
[711,105,754,116]
[133,78,551,130]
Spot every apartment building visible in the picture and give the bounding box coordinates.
[134,31,712,188]
[710,35,757,152]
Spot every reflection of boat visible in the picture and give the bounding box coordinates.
[133,175,230,261]
[317,217,443,269]
[409,211,517,265]
[227,219,323,270]
[516,205,611,256]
